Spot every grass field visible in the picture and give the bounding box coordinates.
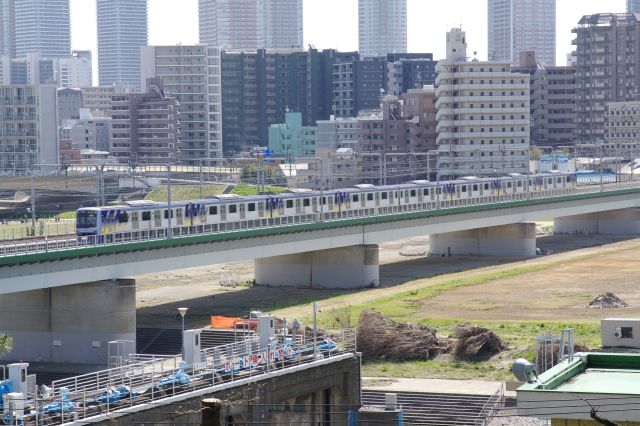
[272,238,640,381]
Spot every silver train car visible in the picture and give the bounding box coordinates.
[76,172,577,237]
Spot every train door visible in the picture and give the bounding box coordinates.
[418,189,424,203]
[296,199,302,214]
[154,210,162,228]
[312,197,319,213]
[404,190,409,204]
[258,201,265,218]
[360,194,366,208]
[220,205,227,222]
[389,190,395,205]
[374,192,380,207]
[239,203,246,220]
[199,206,207,224]
[131,212,139,231]
[176,208,184,226]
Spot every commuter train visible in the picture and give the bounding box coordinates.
[76,172,577,237]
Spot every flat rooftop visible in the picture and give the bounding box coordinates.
[519,353,640,395]
[556,368,640,394]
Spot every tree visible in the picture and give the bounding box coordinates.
[0,334,11,356]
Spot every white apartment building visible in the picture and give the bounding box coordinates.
[488,0,556,66]
[0,84,58,174]
[140,45,223,166]
[358,0,407,57]
[58,51,92,88]
[436,28,531,179]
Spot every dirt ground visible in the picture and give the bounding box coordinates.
[135,225,636,327]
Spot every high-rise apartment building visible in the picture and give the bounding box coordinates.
[141,45,223,165]
[573,13,640,143]
[488,0,556,66]
[199,0,303,50]
[436,28,531,179]
[0,0,15,58]
[358,0,407,57]
[14,0,70,58]
[220,48,357,155]
[628,0,640,13]
[58,50,92,88]
[0,52,56,85]
[97,0,148,89]
[81,84,135,116]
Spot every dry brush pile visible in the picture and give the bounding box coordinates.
[356,310,506,362]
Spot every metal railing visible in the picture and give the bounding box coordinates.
[15,329,356,425]
[474,384,504,426]
[1,181,639,260]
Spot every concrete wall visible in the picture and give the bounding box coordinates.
[430,223,537,257]
[255,245,379,289]
[555,208,640,235]
[602,318,640,348]
[90,356,361,425]
[0,279,135,364]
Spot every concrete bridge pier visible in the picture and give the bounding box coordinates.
[255,245,379,289]
[0,279,136,364]
[430,223,537,257]
[554,208,640,235]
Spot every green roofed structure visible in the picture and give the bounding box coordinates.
[517,353,640,425]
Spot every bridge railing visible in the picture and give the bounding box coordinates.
[1,182,640,260]
[30,329,356,425]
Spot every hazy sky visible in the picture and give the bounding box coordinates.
[71,0,625,83]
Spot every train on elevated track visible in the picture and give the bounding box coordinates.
[76,172,577,237]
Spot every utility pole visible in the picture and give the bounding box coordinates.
[30,168,36,236]
[167,164,172,238]
[199,159,204,199]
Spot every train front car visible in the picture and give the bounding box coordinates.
[76,208,101,236]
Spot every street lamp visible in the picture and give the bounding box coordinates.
[178,307,188,356]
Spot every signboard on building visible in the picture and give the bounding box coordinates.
[540,154,570,172]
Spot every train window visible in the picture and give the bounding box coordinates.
[367,193,373,201]
[209,206,218,215]
[286,200,294,208]
[473,185,478,191]
[423,189,429,196]
[548,178,552,184]
[118,212,129,223]
[142,211,151,221]
[229,204,237,214]
[557,178,562,183]
[517,181,523,187]
[248,203,256,212]
[381,192,388,200]
[303,198,310,207]
[322,197,327,205]
[410,189,416,197]
[164,209,175,219]
[461,186,467,193]
[507,182,512,188]
[352,194,359,202]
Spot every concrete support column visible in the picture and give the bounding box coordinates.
[430,223,537,257]
[555,208,640,235]
[0,279,136,364]
[255,245,379,289]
